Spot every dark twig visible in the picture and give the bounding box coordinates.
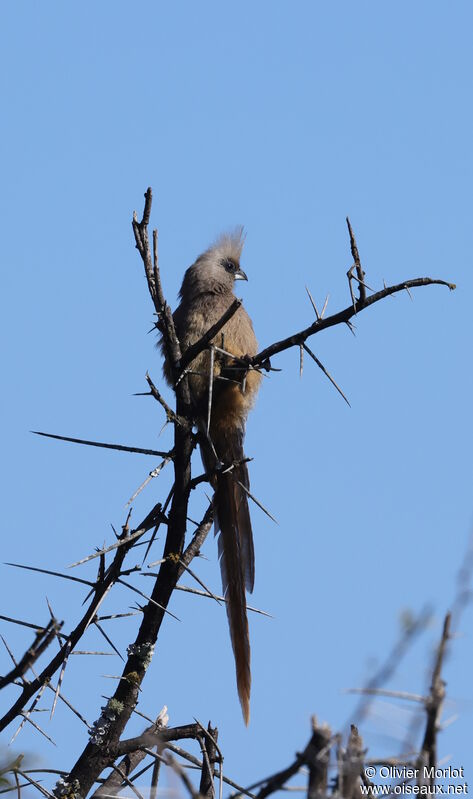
[145,373,183,426]
[31,431,170,459]
[132,188,156,305]
[198,722,219,799]
[346,217,366,304]
[4,563,94,588]
[0,619,62,690]
[133,189,184,382]
[0,614,53,633]
[165,743,255,799]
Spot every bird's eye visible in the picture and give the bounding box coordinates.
[221,258,237,273]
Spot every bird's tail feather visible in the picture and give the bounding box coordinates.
[201,425,254,724]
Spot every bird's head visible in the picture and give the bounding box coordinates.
[179,228,248,300]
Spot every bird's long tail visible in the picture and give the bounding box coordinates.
[201,424,254,725]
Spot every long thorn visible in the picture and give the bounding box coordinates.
[68,527,150,568]
[94,621,124,661]
[233,478,278,524]
[141,485,174,565]
[305,286,320,319]
[303,343,351,407]
[10,683,48,744]
[0,614,49,633]
[31,431,169,458]
[117,579,180,621]
[320,293,330,317]
[174,584,273,617]
[126,457,171,506]
[176,560,222,605]
[5,563,93,587]
[207,345,215,436]
[50,640,72,720]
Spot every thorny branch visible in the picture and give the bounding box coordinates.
[56,191,199,796]
[250,274,454,371]
[1,186,458,799]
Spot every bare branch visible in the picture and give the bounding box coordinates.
[197,722,219,799]
[144,373,183,425]
[416,612,451,784]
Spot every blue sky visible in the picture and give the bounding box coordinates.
[1,0,472,790]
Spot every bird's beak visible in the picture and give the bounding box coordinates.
[234,268,248,281]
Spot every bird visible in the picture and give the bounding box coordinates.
[161,229,261,724]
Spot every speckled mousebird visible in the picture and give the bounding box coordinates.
[162,230,261,724]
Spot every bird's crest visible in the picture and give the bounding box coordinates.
[204,226,245,264]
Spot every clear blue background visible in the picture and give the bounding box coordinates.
[1,0,472,791]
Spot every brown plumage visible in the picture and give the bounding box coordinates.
[162,230,261,724]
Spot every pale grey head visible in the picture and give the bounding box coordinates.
[179,228,248,302]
